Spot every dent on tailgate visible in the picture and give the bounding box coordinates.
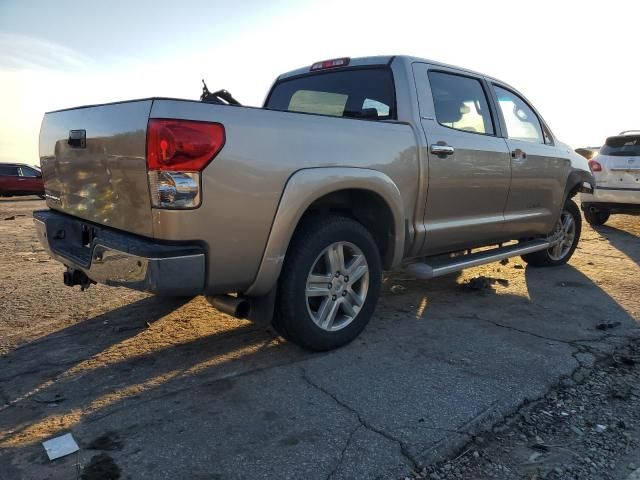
[39,100,154,237]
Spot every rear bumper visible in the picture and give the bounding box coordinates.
[580,187,640,208]
[33,209,205,296]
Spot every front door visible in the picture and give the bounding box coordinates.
[412,64,512,255]
[490,84,571,237]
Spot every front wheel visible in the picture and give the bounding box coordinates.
[583,206,610,226]
[522,199,582,267]
[273,215,382,351]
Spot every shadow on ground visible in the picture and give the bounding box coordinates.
[0,232,638,479]
[593,222,639,266]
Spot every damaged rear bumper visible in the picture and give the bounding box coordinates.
[33,209,205,296]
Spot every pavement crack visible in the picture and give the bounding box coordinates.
[300,366,420,470]
[465,314,607,348]
[326,424,361,480]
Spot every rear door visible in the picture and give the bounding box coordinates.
[412,64,511,254]
[0,165,21,193]
[490,83,571,237]
[597,134,640,189]
[18,165,43,194]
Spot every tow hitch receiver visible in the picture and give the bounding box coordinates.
[63,268,95,291]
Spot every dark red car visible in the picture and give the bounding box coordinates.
[0,163,45,198]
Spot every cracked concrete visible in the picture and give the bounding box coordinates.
[301,366,420,471]
[0,199,638,479]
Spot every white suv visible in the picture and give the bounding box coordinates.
[581,131,640,225]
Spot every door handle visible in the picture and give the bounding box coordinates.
[511,149,527,159]
[430,144,455,156]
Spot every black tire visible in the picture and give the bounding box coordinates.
[273,215,382,351]
[583,206,610,226]
[522,199,582,267]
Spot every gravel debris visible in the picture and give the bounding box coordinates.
[411,339,640,480]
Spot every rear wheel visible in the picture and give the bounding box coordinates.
[583,206,610,226]
[273,215,382,351]
[522,199,581,267]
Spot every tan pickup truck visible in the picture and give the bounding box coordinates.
[34,55,594,350]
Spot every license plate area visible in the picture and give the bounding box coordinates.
[45,216,100,267]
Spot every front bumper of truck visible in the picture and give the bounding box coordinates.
[33,209,205,296]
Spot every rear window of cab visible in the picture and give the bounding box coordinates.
[265,68,395,120]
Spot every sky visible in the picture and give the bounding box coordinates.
[1,0,638,165]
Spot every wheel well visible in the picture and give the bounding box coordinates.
[298,189,395,268]
[564,169,594,203]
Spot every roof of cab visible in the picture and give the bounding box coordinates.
[276,55,504,84]
[277,55,395,80]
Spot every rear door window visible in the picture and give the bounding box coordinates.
[428,71,495,135]
[600,135,640,156]
[266,68,395,120]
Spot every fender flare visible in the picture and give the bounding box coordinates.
[563,168,594,203]
[245,167,406,296]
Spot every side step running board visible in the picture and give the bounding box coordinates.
[405,239,550,280]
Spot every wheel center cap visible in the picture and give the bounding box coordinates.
[333,278,345,292]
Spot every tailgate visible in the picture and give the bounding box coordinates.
[599,134,640,189]
[39,100,154,237]
[609,156,640,188]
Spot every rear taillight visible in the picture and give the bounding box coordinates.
[147,119,224,171]
[588,159,602,172]
[146,119,225,209]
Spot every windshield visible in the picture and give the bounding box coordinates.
[265,68,395,120]
[600,135,640,156]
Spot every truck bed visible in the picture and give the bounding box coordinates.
[39,97,418,292]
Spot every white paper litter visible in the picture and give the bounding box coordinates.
[42,433,79,460]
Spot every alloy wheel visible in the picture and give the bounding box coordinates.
[305,241,369,332]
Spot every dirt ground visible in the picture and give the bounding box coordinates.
[0,196,638,480]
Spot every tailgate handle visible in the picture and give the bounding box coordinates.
[68,130,86,148]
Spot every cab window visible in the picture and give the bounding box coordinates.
[267,68,395,120]
[19,166,40,177]
[0,165,20,176]
[493,85,544,143]
[428,71,494,135]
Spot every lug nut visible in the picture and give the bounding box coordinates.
[335,272,340,277]
[342,291,347,296]
[343,276,349,282]
[327,283,333,289]
[332,295,337,301]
